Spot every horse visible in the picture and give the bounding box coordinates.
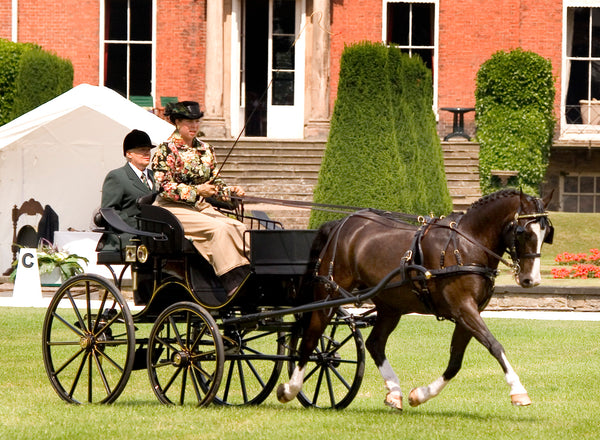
[277,189,554,411]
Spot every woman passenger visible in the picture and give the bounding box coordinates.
[151,101,249,297]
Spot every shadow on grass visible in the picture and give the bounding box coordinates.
[109,399,540,424]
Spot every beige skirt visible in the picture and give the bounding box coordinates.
[155,197,249,276]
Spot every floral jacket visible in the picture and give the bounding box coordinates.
[151,130,229,207]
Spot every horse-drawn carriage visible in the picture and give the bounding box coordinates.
[41,189,554,410]
[41,198,368,408]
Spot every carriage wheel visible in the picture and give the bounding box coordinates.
[147,302,224,406]
[287,308,365,409]
[213,321,285,406]
[42,274,136,404]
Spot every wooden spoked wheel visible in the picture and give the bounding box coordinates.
[42,275,136,404]
[147,302,224,406]
[287,308,366,409]
[213,320,285,406]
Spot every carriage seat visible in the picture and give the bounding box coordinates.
[136,204,197,255]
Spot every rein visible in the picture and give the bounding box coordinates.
[236,195,426,223]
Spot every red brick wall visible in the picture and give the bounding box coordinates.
[3,0,564,138]
[327,0,563,137]
[329,0,382,111]
[0,0,12,40]
[155,0,206,106]
[13,0,100,86]
[437,0,562,135]
[2,0,207,108]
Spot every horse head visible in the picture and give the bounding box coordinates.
[502,190,554,287]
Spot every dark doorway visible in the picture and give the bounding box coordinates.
[244,0,269,136]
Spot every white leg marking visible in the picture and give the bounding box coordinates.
[378,360,402,395]
[277,365,305,403]
[409,376,448,407]
[379,360,403,410]
[502,353,527,396]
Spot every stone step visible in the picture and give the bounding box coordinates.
[206,139,483,227]
[220,164,321,174]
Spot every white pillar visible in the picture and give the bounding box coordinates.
[203,1,228,138]
[305,0,331,139]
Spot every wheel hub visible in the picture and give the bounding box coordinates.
[79,334,94,350]
[172,351,191,367]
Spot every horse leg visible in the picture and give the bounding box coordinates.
[409,324,472,406]
[277,308,332,403]
[455,308,531,406]
[365,307,403,411]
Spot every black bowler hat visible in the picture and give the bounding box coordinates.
[164,101,204,123]
[123,129,154,156]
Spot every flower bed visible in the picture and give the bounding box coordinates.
[551,249,600,279]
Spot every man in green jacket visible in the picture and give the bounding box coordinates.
[101,129,156,228]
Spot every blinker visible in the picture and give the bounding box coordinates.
[544,225,554,245]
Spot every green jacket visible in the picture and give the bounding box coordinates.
[101,163,155,228]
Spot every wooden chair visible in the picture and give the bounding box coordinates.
[3,198,44,275]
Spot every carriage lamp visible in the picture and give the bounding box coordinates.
[125,245,137,263]
[136,245,149,263]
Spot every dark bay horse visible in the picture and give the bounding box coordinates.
[277,189,554,410]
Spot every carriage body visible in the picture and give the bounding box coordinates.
[41,201,366,408]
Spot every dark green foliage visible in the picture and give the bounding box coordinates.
[0,39,38,125]
[11,48,73,120]
[309,42,452,227]
[475,48,555,195]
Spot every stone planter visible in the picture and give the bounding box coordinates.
[40,267,64,287]
[579,99,600,125]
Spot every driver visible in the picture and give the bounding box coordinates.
[151,101,250,297]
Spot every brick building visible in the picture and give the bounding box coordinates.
[2,0,600,211]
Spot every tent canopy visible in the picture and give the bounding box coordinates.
[0,84,175,272]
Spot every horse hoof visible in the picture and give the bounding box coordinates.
[511,393,532,406]
[384,391,403,411]
[276,384,293,403]
[408,388,423,407]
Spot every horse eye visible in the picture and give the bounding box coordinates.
[515,225,525,235]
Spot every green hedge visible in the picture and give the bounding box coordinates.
[11,47,73,120]
[0,40,37,125]
[0,39,73,125]
[309,42,452,227]
[475,48,555,195]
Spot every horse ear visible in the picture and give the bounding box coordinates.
[542,189,554,209]
[519,188,527,206]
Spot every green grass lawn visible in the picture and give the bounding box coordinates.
[1,307,600,439]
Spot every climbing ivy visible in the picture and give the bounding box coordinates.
[475,48,555,195]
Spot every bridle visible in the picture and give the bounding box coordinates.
[504,202,554,269]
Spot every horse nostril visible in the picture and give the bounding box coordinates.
[520,278,533,288]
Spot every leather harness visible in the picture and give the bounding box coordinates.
[314,206,551,320]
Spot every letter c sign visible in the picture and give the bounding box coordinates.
[22,252,35,269]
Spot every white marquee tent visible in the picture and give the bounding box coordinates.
[0,84,174,273]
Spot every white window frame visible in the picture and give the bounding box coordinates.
[99,0,157,100]
[561,1,600,140]
[382,0,439,113]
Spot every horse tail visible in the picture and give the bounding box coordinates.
[297,219,341,305]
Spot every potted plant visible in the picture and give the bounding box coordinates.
[9,243,89,286]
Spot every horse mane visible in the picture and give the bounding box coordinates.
[466,189,525,214]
